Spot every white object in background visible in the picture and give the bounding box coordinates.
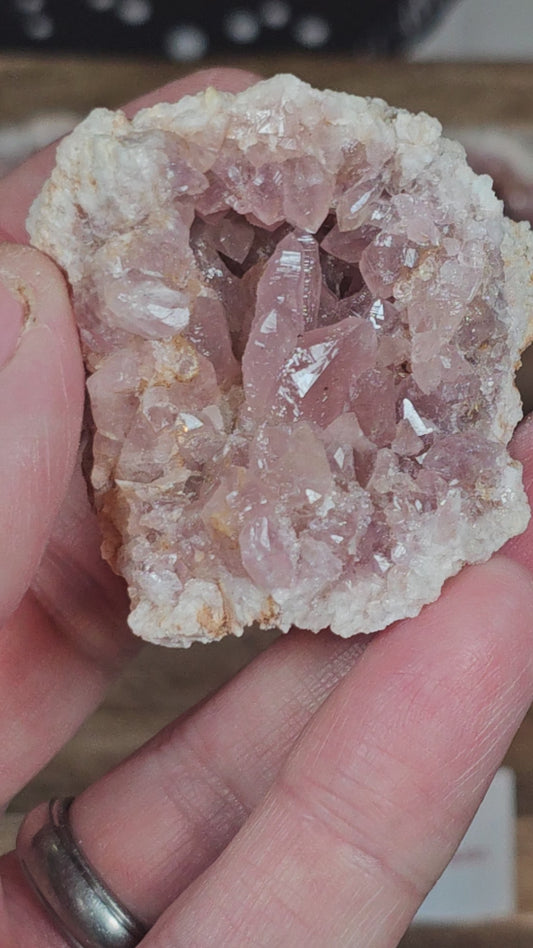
[415,767,516,923]
[413,0,533,61]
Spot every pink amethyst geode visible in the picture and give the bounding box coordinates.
[28,75,533,646]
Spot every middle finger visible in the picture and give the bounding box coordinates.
[45,629,365,924]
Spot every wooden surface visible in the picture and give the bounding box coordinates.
[400,916,533,947]
[1,54,533,126]
[2,53,533,943]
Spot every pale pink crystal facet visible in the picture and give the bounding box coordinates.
[27,76,533,646]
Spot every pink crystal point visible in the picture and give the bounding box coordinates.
[27,75,533,646]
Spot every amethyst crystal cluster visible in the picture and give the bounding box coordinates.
[28,76,533,645]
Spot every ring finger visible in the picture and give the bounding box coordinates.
[4,627,366,942]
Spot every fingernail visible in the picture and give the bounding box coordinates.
[0,278,26,372]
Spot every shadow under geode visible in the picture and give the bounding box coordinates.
[516,345,533,416]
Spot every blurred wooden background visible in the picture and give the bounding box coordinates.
[2,55,533,125]
[1,53,533,945]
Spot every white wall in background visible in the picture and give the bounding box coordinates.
[415,769,516,924]
[413,0,533,60]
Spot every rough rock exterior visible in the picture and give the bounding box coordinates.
[28,75,533,646]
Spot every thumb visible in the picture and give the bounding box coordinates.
[0,243,84,624]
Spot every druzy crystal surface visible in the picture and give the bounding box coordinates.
[28,76,533,646]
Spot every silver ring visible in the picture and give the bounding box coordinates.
[16,797,149,948]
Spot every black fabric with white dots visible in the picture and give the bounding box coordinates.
[2,0,456,60]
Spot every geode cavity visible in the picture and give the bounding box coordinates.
[28,75,533,646]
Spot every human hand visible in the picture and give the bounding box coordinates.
[1,69,533,947]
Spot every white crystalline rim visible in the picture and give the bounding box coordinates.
[27,75,533,647]
[129,465,529,647]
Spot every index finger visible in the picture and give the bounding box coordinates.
[0,67,260,244]
[142,555,533,947]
